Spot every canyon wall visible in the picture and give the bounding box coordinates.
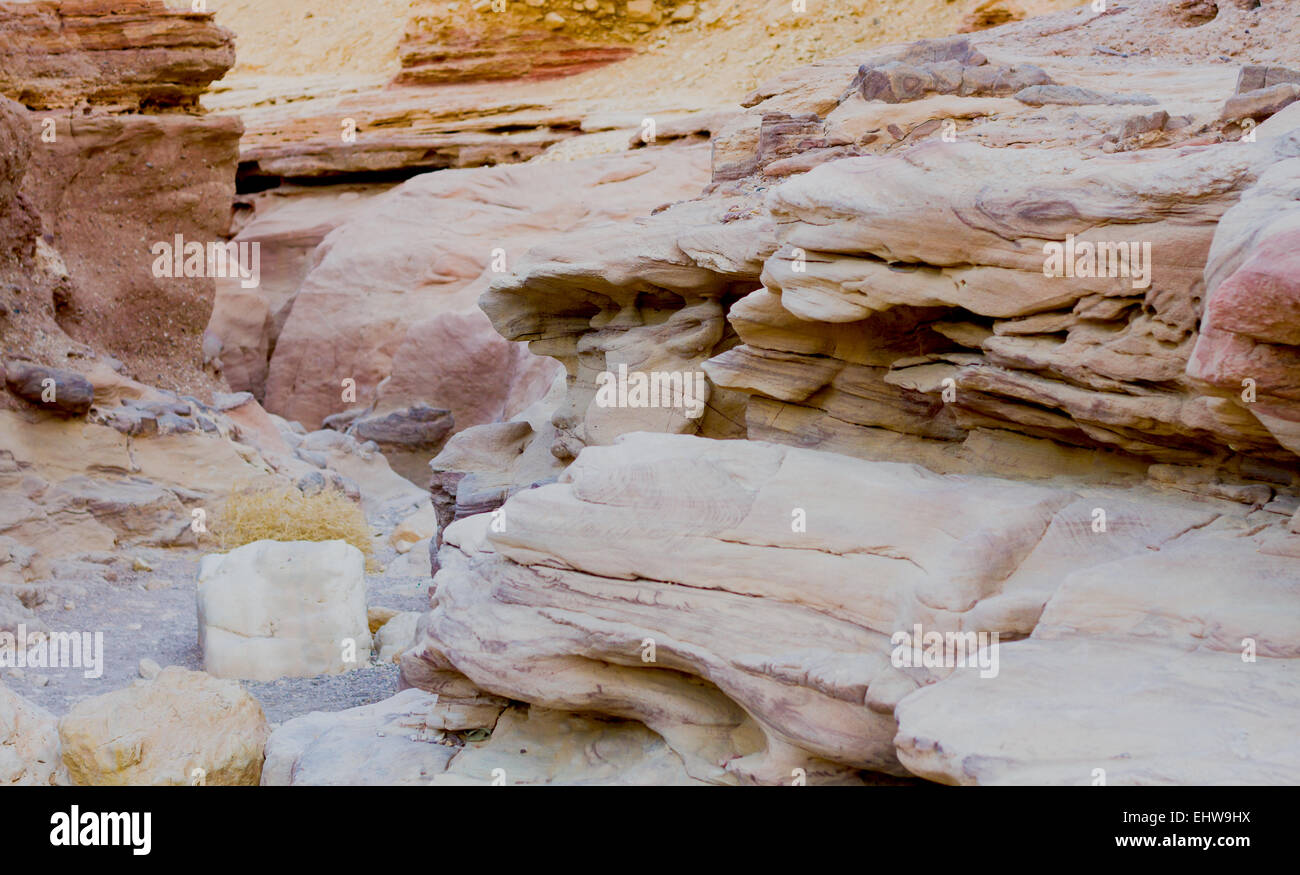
[398,0,1300,785]
[0,0,241,385]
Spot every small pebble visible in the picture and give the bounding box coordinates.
[138,658,161,680]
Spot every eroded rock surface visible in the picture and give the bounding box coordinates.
[8,0,1300,789]
[263,688,702,786]
[470,1,1300,485]
[389,0,1300,787]
[59,666,269,785]
[0,0,235,111]
[394,1,651,86]
[1189,150,1300,457]
[0,0,242,385]
[254,145,710,448]
[404,432,1296,784]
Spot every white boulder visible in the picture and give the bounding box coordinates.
[197,540,372,681]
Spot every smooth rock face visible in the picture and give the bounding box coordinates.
[260,146,709,432]
[59,667,268,786]
[376,308,562,466]
[896,640,1300,785]
[889,531,1300,785]
[197,540,372,682]
[0,681,66,785]
[261,689,457,786]
[208,187,391,400]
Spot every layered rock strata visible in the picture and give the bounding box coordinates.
[405,0,1300,786]
[404,432,1300,784]
[394,5,639,87]
[474,1,1300,485]
[0,0,234,111]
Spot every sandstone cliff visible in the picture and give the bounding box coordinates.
[394,0,1300,785]
[5,0,1299,791]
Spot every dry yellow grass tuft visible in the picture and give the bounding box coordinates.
[215,485,377,570]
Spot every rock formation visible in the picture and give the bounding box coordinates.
[392,0,1300,785]
[0,1,428,684]
[394,1,652,86]
[404,431,1300,783]
[0,0,242,384]
[59,666,269,785]
[6,0,1300,791]
[261,688,702,785]
[220,146,713,483]
[197,540,373,682]
[0,0,235,111]
[1188,150,1300,458]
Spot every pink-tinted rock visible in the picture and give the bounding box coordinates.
[262,146,711,431]
[207,187,392,400]
[1204,229,1300,347]
[381,308,562,435]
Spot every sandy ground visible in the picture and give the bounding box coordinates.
[209,0,1082,102]
[209,0,416,77]
[8,541,430,724]
[560,0,1082,103]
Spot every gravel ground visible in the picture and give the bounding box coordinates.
[8,540,432,723]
